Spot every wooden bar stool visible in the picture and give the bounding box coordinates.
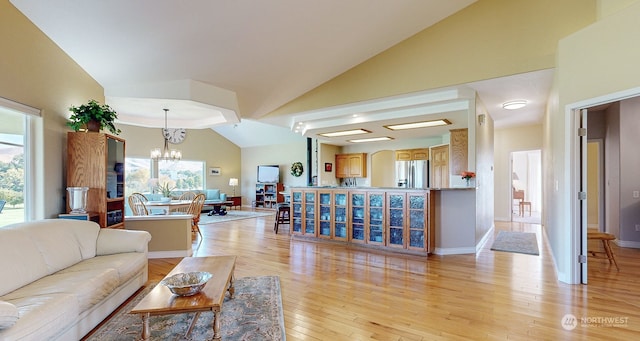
[587,232,619,270]
[274,204,290,234]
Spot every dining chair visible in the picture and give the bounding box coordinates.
[176,191,197,213]
[128,194,149,216]
[187,193,206,238]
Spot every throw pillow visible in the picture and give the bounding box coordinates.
[206,189,220,200]
[0,301,19,329]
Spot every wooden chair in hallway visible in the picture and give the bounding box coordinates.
[274,203,290,234]
[588,231,619,270]
[187,193,206,239]
[128,194,149,216]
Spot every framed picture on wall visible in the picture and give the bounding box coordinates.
[325,163,332,172]
[209,167,221,176]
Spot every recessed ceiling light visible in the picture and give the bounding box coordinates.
[319,129,371,137]
[348,136,393,143]
[502,100,527,110]
[384,119,451,131]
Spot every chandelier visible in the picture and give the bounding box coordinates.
[150,109,182,161]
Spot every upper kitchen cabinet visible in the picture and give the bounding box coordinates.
[395,148,429,161]
[335,153,367,178]
[450,128,468,176]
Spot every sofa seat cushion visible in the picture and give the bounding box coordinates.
[1,268,119,313]
[0,293,78,341]
[0,301,18,329]
[58,253,147,286]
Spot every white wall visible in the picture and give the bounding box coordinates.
[494,125,543,221]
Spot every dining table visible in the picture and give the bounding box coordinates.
[145,199,192,215]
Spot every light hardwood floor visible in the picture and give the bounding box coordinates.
[146,211,640,340]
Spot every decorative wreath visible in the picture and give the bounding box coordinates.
[290,162,304,177]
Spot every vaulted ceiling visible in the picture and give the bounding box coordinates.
[11,0,551,147]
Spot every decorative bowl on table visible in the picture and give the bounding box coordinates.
[160,271,213,296]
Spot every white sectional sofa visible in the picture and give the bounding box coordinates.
[0,219,151,341]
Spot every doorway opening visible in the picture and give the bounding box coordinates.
[511,149,542,224]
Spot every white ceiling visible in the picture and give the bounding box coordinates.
[10,0,552,148]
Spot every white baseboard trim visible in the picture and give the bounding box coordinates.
[476,225,495,253]
[433,247,476,255]
[148,249,193,259]
[494,216,511,222]
[615,240,640,249]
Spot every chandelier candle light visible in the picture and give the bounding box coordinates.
[151,109,182,161]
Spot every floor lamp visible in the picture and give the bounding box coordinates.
[229,178,238,197]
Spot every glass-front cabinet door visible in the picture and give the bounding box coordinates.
[333,191,348,241]
[387,192,406,248]
[350,192,366,243]
[367,192,385,245]
[304,191,317,236]
[318,191,332,239]
[291,190,303,234]
[407,192,428,251]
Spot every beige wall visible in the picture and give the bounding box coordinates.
[118,124,241,193]
[549,0,640,283]
[267,0,595,118]
[0,1,104,218]
[241,142,308,206]
[493,125,543,221]
[474,98,494,244]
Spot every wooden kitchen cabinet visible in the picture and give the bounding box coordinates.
[290,188,317,237]
[395,148,429,161]
[290,187,435,255]
[430,144,449,188]
[450,128,468,176]
[67,132,125,228]
[335,153,367,178]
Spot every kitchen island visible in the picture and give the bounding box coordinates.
[290,186,477,255]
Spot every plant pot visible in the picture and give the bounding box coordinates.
[86,120,100,132]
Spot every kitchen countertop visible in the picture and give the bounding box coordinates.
[290,186,476,191]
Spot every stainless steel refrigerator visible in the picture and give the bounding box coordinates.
[395,160,429,188]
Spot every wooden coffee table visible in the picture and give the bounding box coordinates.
[131,256,236,340]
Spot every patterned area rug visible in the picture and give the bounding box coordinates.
[199,210,273,224]
[490,231,540,256]
[85,276,285,340]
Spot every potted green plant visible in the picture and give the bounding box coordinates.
[156,182,175,201]
[67,99,121,135]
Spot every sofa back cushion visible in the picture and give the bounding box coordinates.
[206,189,220,200]
[0,219,100,296]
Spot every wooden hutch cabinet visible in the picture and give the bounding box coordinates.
[66,132,125,228]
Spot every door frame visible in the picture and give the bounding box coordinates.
[568,86,640,284]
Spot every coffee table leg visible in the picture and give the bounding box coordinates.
[212,308,221,340]
[228,274,235,298]
[141,313,150,340]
